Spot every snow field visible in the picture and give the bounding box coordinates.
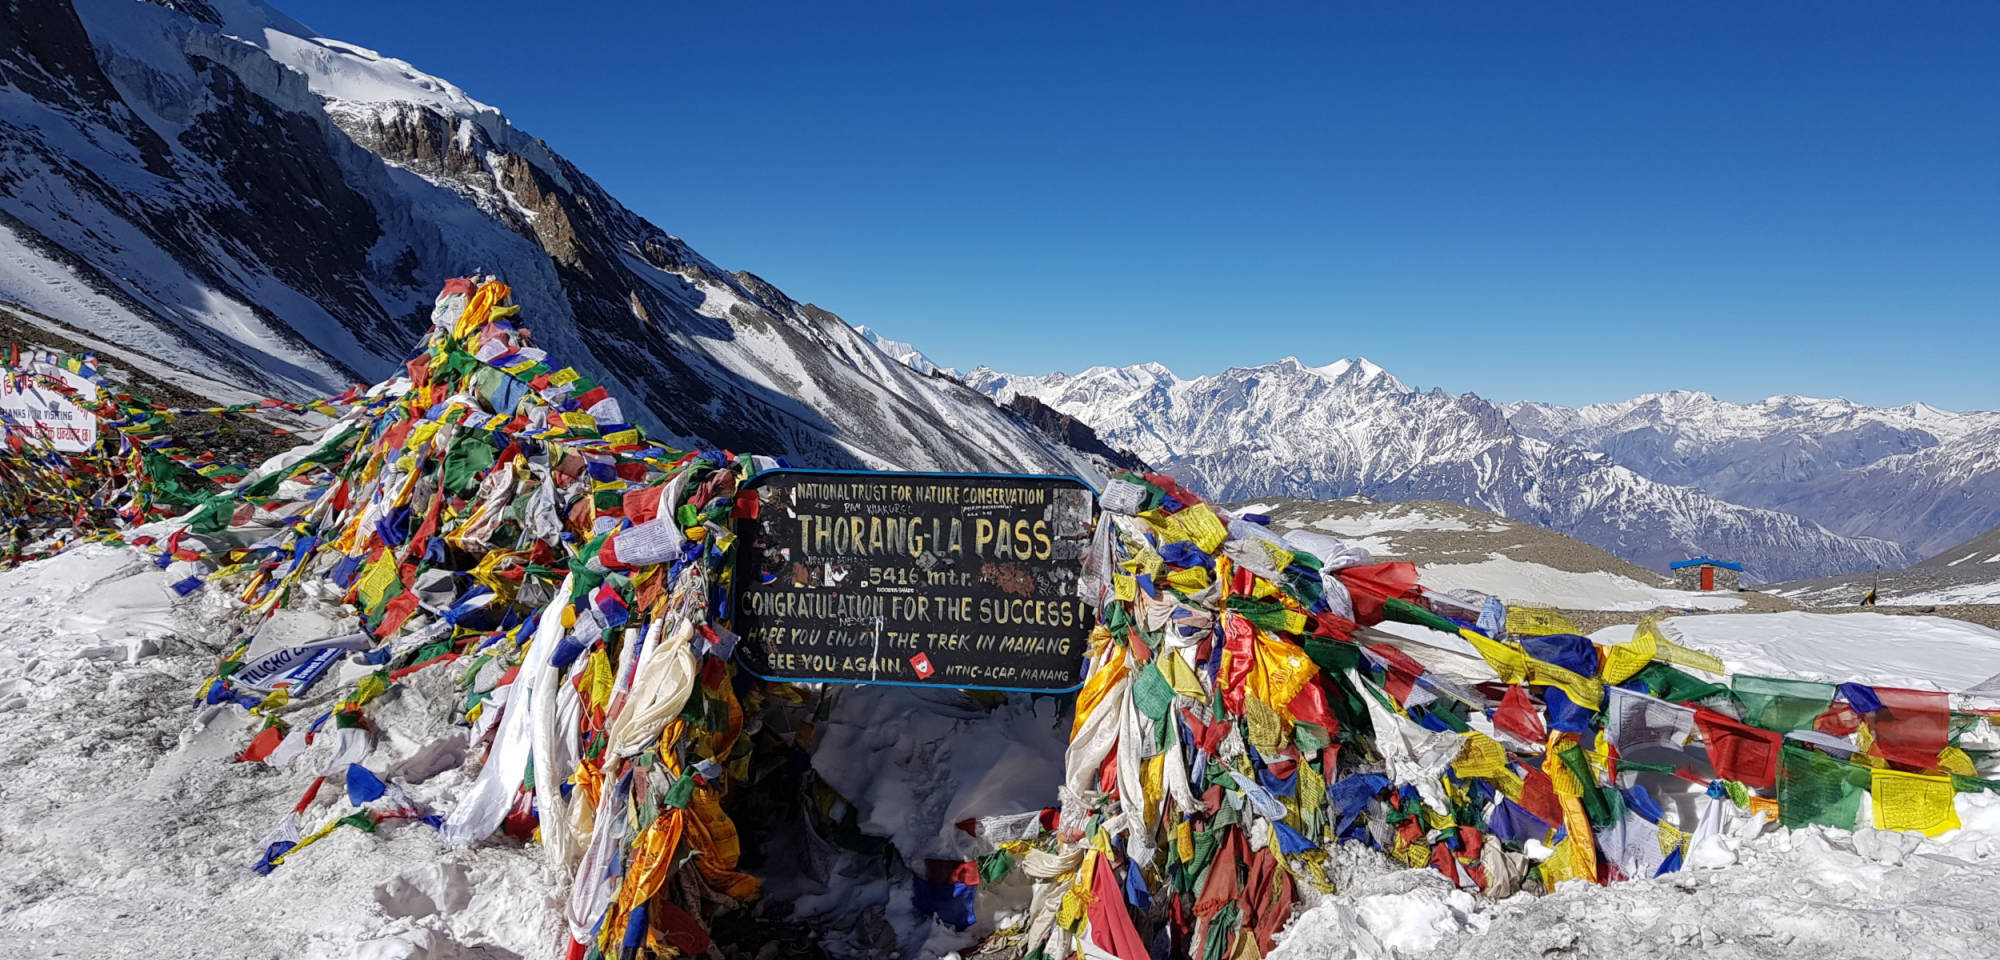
[1422,554,1746,612]
[6,548,2000,959]
[1591,611,2000,693]
[0,545,559,959]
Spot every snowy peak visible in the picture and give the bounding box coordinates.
[1310,356,1403,391]
[852,325,957,378]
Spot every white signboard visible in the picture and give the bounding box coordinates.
[0,363,99,453]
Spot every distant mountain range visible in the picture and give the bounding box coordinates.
[1506,392,2000,560]
[0,0,1114,479]
[937,354,1994,581]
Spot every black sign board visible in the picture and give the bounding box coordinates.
[730,470,1097,692]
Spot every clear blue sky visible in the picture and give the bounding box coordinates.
[283,0,1998,410]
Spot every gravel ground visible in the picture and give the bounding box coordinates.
[1758,565,2000,609]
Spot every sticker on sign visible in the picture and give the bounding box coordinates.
[730,470,1097,692]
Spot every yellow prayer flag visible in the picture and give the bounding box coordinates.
[1164,503,1229,553]
[1141,753,1166,823]
[1164,566,1212,592]
[1159,652,1208,700]
[1656,638,1726,676]
[1600,619,1660,684]
[1460,628,1527,684]
[1528,657,1604,710]
[1872,768,1960,837]
[1113,573,1137,603]
[405,420,442,451]
[588,649,616,711]
[1071,649,1131,738]
[1505,606,1579,637]
[1453,731,1510,780]
[355,554,399,611]
[1247,632,1317,710]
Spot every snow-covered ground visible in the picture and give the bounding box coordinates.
[1423,554,1747,612]
[0,544,1061,959]
[1273,792,2000,960]
[6,546,2000,959]
[1592,611,2000,692]
[0,544,557,958]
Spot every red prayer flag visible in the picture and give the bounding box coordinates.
[236,725,284,763]
[1287,678,1337,735]
[1867,686,1951,769]
[1366,642,1426,704]
[1518,767,1564,825]
[1220,613,1256,714]
[623,486,665,524]
[923,858,981,886]
[1086,852,1150,960]
[1693,708,1783,789]
[1813,703,1863,737]
[1494,684,1548,745]
[1335,562,1421,625]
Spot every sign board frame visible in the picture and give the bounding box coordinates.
[728,468,1098,694]
[0,362,98,453]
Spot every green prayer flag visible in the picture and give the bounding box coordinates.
[1778,744,1869,830]
[1733,674,1834,732]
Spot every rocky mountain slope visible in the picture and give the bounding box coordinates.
[1763,522,2000,611]
[969,358,1908,581]
[1922,522,2000,570]
[1507,392,2000,559]
[0,0,1105,478]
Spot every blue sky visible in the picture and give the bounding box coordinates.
[284,1,1999,409]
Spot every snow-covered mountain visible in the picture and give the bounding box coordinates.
[967,358,1909,580]
[1506,393,2000,559]
[853,325,957,379]
[0,0,1105,478]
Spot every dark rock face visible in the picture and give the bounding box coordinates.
[176,57,402,351]
[1004,394,1145,472]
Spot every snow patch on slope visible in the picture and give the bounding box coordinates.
[1590,611,2000,692]
[1422,554,1746,612]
